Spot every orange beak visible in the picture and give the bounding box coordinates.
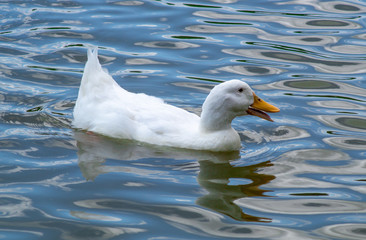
[246,92,280,122]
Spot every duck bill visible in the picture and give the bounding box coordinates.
[246,92,280,122]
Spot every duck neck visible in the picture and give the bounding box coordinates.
[199,107,235,133]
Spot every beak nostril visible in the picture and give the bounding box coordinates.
[251,92,280,113]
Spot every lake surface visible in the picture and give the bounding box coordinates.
[1,0,366,239]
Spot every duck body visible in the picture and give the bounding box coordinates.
[73,48,279,151]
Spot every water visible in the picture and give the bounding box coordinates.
[1,0,366,239]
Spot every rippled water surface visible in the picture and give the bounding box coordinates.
[1,0,366,239]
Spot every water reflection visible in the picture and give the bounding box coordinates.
[186,24,340,46]
[256,79,366,97]
[236,198,366,215]
[75,198,307,239]
[326,44,366,54]
[193,11,360,29]
[311,115,366,133]
[75,131,238,180]
[135,41,200,49]
[223,49,366,74]
[255,78,366,149]
[75,131,275,222]
[257,147,366,201]
[316,223,366,240]
[308,100,366,110]
[218,65,283,76]
[110,1,144,6]
[279,0,366,14]
[197,160,274,222]
[323,137,366,150]
[1,112,69,129]
[240,126,310,144]
[0,194,33,218]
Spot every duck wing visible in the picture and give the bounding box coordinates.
[73,48,200,143]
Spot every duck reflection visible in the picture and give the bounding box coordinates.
[197,160,274,222]
[74,131,275,222]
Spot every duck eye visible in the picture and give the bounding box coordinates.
[238,88,244,93]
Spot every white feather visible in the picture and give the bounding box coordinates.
[73,48,260,151]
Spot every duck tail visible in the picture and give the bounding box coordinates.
[85,47,102,74]
[78,47,117,97]
[78,47,99,97]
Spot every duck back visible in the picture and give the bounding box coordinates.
[73,49,203,148]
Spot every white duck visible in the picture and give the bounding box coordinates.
[73,48,279,152]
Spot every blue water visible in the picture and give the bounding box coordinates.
[1,0,366,239]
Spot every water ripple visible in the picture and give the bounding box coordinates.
[1,0,366,239]
[74,198,313,239]
[222,48,366,74]
[323,136,366,150]
[316,223,366,240]
[193,10,361,29]
[0,194,32,218]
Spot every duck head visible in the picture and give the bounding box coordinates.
[200,80,279,132]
